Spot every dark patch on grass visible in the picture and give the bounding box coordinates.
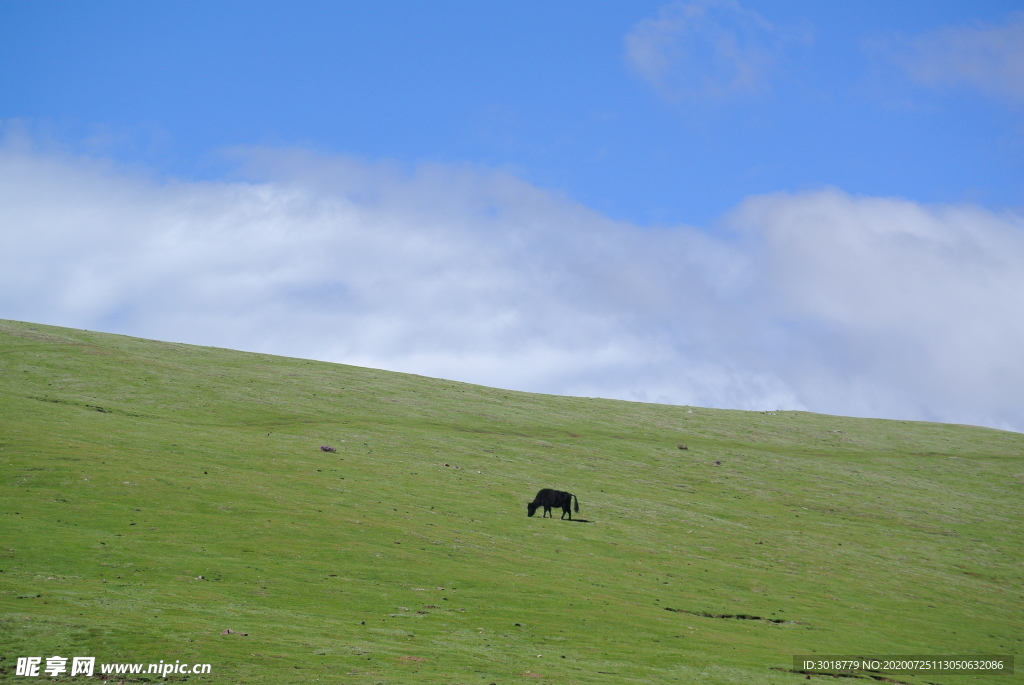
[772,667,919,684]
[27,395,142,417]
[664,607,797,624]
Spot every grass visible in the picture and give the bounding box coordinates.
[1,318,1021,684]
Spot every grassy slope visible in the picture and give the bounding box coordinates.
[1,319,1021,685]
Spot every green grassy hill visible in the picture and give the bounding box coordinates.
[1,319,1021,684]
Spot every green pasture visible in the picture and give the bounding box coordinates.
[1,319,1021,684]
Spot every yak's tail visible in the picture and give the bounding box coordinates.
[573,495,580,513]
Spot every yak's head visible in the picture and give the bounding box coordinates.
[526,502,538,517]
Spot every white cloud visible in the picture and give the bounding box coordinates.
[1,145,1023,431]
[877,12,1024,102]
[624,0,811,102]
[727,190,1024,429]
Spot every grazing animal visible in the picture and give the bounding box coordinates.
[527,489,579,520]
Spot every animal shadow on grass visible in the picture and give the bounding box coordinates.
[567,519,592,523]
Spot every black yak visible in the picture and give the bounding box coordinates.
[527,489,579,520]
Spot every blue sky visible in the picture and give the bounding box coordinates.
[2,1,1024,430]
[4,0,1021,223]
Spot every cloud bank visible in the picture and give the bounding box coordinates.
[1,144,1022,431]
